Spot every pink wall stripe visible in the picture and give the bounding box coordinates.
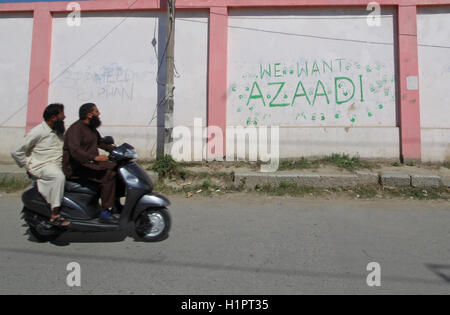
[398,5,422,160]
[208,6,228,159]
[26,8,53,132]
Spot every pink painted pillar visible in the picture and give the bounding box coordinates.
[26,8,53,132]
[208,6,228,159]
[397,5,422,161]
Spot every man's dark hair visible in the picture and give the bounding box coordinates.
[79,103,96,120]
[43,103,64,121]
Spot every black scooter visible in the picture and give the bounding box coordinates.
[21,138,171,243]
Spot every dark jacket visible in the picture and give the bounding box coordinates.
[63,120,115,178]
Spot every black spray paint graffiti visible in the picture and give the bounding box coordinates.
[231,59,395,126]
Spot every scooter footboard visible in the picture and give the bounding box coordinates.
[132,193,171,221]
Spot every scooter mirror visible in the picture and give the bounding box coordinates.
[103,136,115,145]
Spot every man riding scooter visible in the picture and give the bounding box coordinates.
[63,103,120,224]
[20,103,172,242]
[11,104,70,227]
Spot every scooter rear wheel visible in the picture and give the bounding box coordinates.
[28,225,62,243]
[23,210,63,242]
[135,208,171,242]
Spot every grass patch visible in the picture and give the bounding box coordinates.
[250,181,449,200]
[227,161,260,169]
[0,177,31,193]
[200,179,212,191]
[149,154,380,174]
[406,160,416,167]
[382,186,449,200]
[319,154,376,171]
[443,162,450,170]
[153,180,449,200]
[278,157,319,171]
[150,155,187,180]
[189,171,234,182]
[278,154,378,172]
[148,158,236,182]
[154,175,247,196]
[255,182,324,197]
[341,185,381,199]
[155,181,225,196]
[227,177,247,193]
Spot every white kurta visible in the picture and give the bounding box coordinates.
[11,121,65,209]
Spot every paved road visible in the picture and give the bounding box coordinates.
[0,192,449,295]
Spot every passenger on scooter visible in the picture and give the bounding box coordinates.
[11,104,70,227]
[62,103,118,224]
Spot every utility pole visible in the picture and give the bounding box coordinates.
[163,0,176,157]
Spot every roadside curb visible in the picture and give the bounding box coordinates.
[411,175,441,188]
[234,171,450,189]
[381,172,411,187]
[0,169,449,190]
[441,176,450,188]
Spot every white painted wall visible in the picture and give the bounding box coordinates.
[49,11,208,160]
[49,12,160,158]
[174,11,209,128]
[172,11,209,161]
[3,7,448,163]
[227,8,399,159]
[0,13,33,161]
[418,7,450,162]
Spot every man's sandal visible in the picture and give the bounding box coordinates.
[50,215,71,227]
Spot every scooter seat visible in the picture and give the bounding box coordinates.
[65,181,100,196]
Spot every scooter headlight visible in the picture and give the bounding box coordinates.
[124,149,138,159]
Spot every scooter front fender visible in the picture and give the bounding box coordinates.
[132,193,171,221]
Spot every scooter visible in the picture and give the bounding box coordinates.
[21,138,171,243]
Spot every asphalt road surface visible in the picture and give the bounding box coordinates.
[0,192,449,295]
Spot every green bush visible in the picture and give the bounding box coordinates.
[151,155,186,179]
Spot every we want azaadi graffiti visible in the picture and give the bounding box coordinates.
[230,58,395,126]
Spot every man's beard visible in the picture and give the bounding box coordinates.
[52,119,66,135]
[89,115,102,129]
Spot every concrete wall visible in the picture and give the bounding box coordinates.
[0,1,449,163]
[228,8,399,159]
[48,11,208,159]
[0,13,33,161]
[417,7,450,162]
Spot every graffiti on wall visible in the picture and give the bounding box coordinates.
[230,58,395,126]
[57,63,146,103]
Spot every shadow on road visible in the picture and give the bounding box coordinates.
[26,229,132,246]
[53,231,130,246]
[26,228,168,246]
[426,264,450,283]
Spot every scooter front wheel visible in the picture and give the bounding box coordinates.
[135,208,171,242]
